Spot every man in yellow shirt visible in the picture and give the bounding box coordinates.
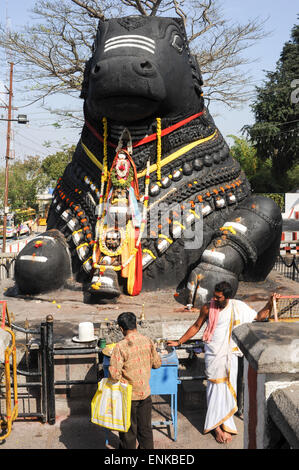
[109,311,161,449]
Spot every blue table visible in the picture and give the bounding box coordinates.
[149,348,180,441]
[103,348,180,441]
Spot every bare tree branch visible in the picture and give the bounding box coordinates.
[0,0,270,121]
[70,0,105,19]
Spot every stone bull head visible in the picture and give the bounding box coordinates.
[81,16,204,123]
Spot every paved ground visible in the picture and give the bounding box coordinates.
[0,269,298,450]
[0,389,244,450]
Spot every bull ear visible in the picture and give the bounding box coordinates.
[191,54,203,86]
[80,58,92,99]
[190,54,204,99]
[173,17,185,29]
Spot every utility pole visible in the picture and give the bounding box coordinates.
[2,62,13,253]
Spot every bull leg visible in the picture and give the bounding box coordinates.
[187,195,282,307]
[14,229,72,295]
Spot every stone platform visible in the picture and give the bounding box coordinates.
[0,270,298,450]
[1,269,298,338]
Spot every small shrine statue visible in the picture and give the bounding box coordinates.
[89,147,148,297]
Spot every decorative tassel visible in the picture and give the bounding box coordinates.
[102,117,108,183]
[156,117,162,183]
[93,117,108,261]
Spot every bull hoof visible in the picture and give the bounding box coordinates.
[186,263,239,307]
[14,229,71,295]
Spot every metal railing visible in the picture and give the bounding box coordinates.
[0,302,18,441]
[273,255,299,282]
[1,312,103,432]
[0,253,16,280]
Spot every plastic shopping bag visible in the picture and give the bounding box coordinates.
[91,378,132,432]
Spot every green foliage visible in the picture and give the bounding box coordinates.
[0,146,74,210]
[0,156,47,211]
[287,162,299,191]
[228,135,258,178]
[244,23,299,192]
[229,135,279,192]
[257,193,285,212]
[41,145,75,187]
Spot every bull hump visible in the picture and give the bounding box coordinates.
[117,17,147,31]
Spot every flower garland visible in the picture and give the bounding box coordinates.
[102,117,108,183]
[98,222,128,258]
[91,115,151,273]
[92,159,151,271]
[110,166,134,189]
[156,117,162,184]
[122,159,151,269]
[94,117,108,246]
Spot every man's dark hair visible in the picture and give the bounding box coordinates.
[214,281,233,299]
[117,312,137,331]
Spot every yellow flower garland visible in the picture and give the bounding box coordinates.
[98,222,128,258]
[156,117,162,183]
[102,117,108,183]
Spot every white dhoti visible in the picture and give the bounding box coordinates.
[203,299,257,434]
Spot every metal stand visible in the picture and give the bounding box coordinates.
[149,349,180,441]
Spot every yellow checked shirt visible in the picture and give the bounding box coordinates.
[108,331,162,400]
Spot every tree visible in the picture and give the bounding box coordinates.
[0,146,74,210]
[0,0,268,124]
[41,145,75,186]
[228,134,274,193]
[228,135,258,180]
[244,23,299,192]
[287,162,299,191]
[0,156,47,210]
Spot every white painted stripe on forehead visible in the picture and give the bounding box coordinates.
[104,38,155,50]
[104,43,155,54]
[105,35,155,45]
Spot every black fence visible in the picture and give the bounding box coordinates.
[1,315,103,427]
[273,255,299,283]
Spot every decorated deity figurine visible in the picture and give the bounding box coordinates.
[89,148,149,297]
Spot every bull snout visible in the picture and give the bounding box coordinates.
[87,56,166,121]
[91,57,158,80]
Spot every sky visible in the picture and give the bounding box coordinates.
[0,0,298,164]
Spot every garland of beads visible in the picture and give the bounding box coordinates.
[156,117,162,184]
[102,117,108,183]
[94,117,109,246]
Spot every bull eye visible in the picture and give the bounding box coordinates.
[171,34,184,53]
[140,61,152,70]
[93,63,101,74]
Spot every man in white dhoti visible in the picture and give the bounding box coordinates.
[168,281,273,444]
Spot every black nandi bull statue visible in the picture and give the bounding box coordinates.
[15,16,282,306]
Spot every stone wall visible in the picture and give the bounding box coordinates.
[233,322,299,449]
